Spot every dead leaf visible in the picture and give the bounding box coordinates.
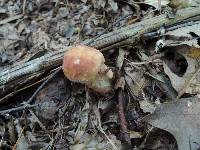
[162,22,200,96]
[35,77,68,121]
[164,21,200,48]
[80,0,88,4]
[143,97,200,150]
[108,0,118,12]
[71,132,121,150]
[74,101,90,142]
[168,0,199,9]
[125,65,148,98]
[163,45,200,96]
[139,100,157,113]
[166,22,200,39]
[0,24,18,52]
[91,0,106,9]
[141,128,178,150]
[143,0,169,9]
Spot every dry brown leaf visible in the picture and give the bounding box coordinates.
[162,21,200,96]
[163,46,200,96]
[143,0,169,9]
[143,97,200,150]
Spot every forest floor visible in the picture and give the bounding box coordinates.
[0,0,200,150]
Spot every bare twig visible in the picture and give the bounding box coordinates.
[0,103,39,115]
[12,126,25,150]
[86,13,132,45]
[143,20,200,39]
[116,48,132,146]
[118,87,132,146]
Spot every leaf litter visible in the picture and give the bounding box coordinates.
[0,0,200,150]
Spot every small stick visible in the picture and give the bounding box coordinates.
[143,20,200,39]
[0,103,39,115]
[86,13,132,45]
[12,126,26,150]
[118,88,132,146]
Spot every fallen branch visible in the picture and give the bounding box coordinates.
[1,7,200,96]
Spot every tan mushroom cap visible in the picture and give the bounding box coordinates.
[62,45,105,83]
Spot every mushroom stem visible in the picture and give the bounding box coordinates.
[88,75,113,94]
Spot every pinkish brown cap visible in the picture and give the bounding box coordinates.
[62,45,105,84]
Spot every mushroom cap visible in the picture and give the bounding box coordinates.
[62,45,105,83]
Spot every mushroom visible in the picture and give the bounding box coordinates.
[62,45,113,93]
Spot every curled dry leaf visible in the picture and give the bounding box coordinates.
[163,46,200,96]
[143,97,200,150]
[162,22,200,96]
